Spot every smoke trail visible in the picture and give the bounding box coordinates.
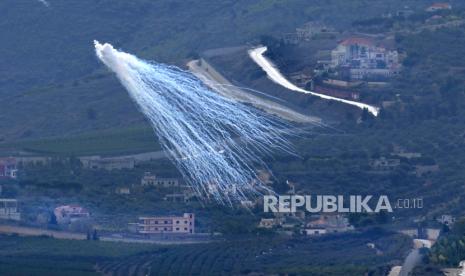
[37,0,50,7]
[94,41,296,204]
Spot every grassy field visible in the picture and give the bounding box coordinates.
[0,126,161,157]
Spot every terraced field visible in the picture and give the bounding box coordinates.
[97,232,410,275]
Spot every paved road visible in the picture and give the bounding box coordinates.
[399,248,422,276]
[187,59,321,124]
[0,224,211,244]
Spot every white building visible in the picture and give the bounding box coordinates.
[54,205,90,224]
[258,218,283,229]
[303,228,327,236]
[0,158,18,179]
[0,199,20,221]
[141,172,179,188]
[331,37,400,80]
[305,214,354,235]
[437,215,456,226]
[130,213,195,234]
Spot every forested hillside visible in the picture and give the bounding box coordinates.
[0,0,441,140]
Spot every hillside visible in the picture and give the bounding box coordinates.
[0,0,438,142]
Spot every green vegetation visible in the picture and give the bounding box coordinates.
[0,231,409,276]
[0,126,160,156]
[0,0,444,141]
[0,235,154,276]
[428,219,465,266]
[4,1,465,274]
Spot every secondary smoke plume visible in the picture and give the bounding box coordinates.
[37,0,50,7]
[94,41,295,204]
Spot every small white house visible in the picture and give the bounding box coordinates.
[303,228,327,236]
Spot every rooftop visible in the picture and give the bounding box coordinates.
[340,37,375,47]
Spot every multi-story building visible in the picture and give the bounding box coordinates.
[81,156,135,170]
[0,198,20,221]
[141,172,179,188]
[0,158,18,179]
[331,37,400,81]
[132,213,195,234]
[54,205,90,224]
[426,3,452,12]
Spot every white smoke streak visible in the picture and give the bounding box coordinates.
[249,46,380,116]
[37,0,50,7]
[94,41,296,204]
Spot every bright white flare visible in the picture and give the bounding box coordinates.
[249,46,380,116]
[94,41,295,204]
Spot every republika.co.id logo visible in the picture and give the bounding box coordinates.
[263,195,423,213]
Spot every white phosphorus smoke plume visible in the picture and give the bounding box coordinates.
[94,41,295,204]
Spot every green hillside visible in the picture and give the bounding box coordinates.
[0,0,436,142]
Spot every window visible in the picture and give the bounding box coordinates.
[176,221,179,224]
[176,228,179,230]
[184,228,187,231]
[164,220,169,224]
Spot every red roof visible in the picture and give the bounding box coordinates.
[340,37,375,47]
[429,3,451,8]
[0,157,16,165]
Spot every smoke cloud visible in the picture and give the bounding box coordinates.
[94,41,296,204]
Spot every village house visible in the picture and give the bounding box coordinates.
[0,198,21,221]
[391,145,422,159]
[54,205,90,225]
[330,37,400,81]
[369,157,401,171]
[296,22,336,41]
[240,200,255,208]
[426,3,452,12]
[415,164,440,177]
[115,186,131,195]
[129,213,195,234]
[302,228,327,236]
[81,156,135,170]
[164,189,196,203]
[258,217,283,229]
[283,22,335,44]
[396,6,414,18]
[0,157,18,179]
[256,169,273,185]
[437,215,456,226]
[399,227,442,242]
[141,172,180,188]
[304,214,354,236]
[399,228,419,238]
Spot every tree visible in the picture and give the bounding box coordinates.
[92,229,99,241]
[49,212,57,225]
